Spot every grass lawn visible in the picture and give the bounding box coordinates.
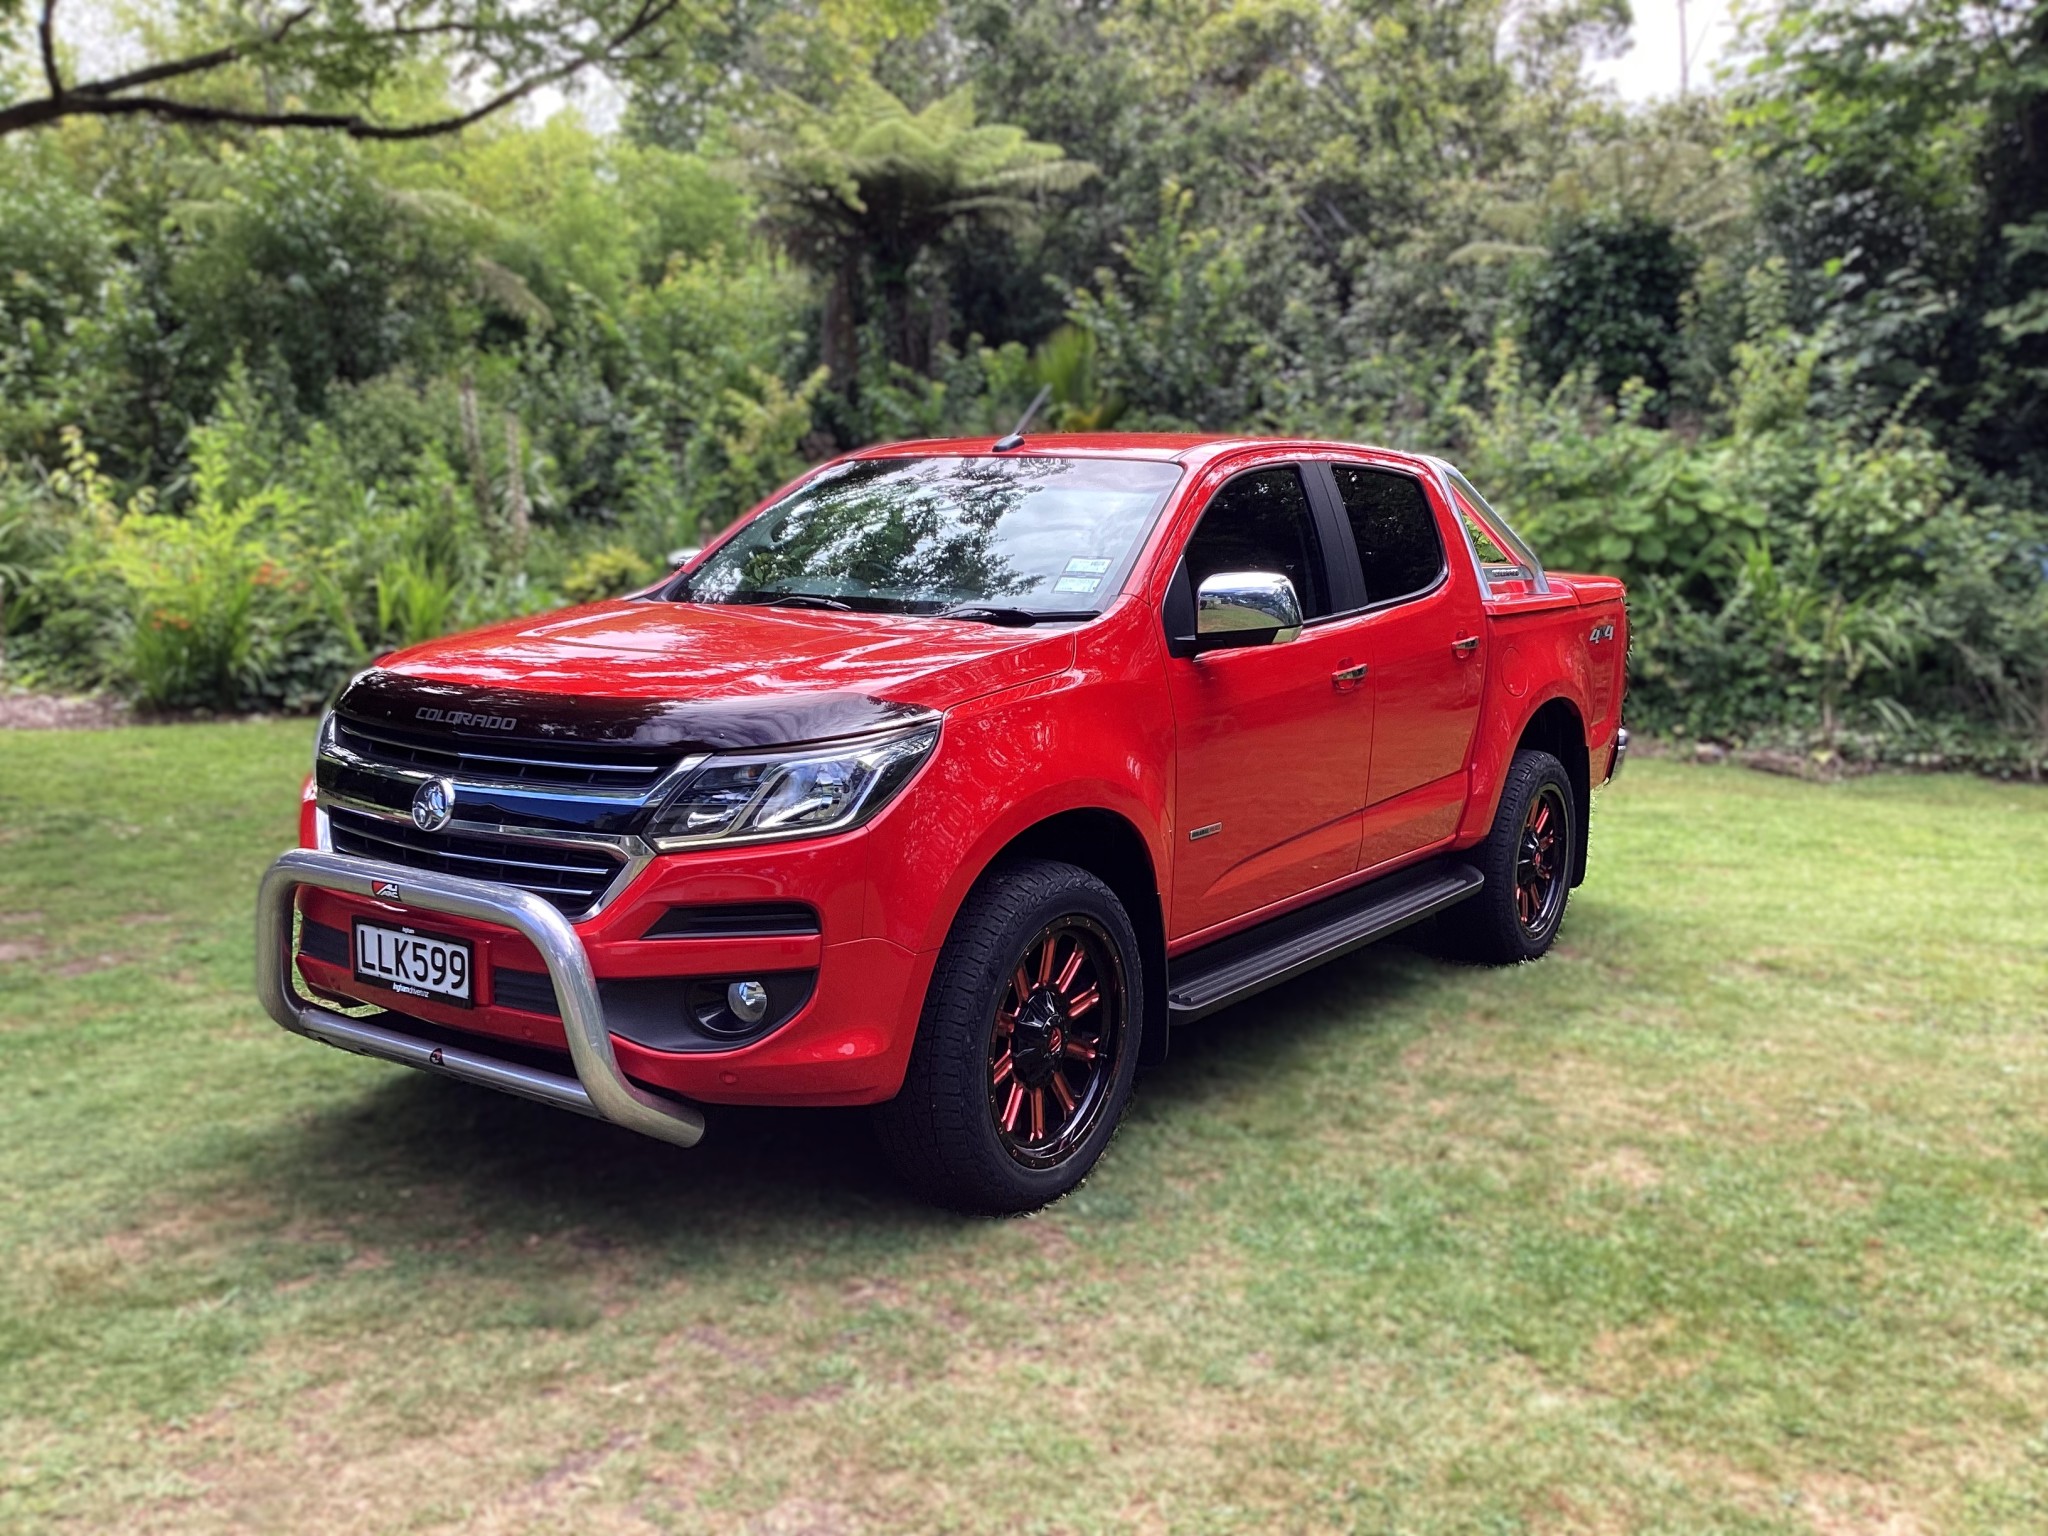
[2,723,2046,1534]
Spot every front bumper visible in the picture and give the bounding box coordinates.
[256,848,708,1147]
[1608,726,1630,781]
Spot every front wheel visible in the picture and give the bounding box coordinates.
[874,859,1141,1214]
[1448,748,1577,965]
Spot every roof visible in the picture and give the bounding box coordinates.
[848,433,1430,470]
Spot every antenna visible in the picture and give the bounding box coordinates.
[992,385,1052,452]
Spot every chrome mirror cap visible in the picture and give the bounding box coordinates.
[1194,571,1303,648]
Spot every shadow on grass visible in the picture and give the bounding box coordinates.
[242,933,1452,1270]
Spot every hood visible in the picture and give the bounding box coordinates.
[339,599,1080,754]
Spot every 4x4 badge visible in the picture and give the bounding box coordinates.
[411,777,457,833]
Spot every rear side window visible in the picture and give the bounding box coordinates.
[1182,466,1331,620]
[1441,464,1548,596]
[1331,465,1444,606]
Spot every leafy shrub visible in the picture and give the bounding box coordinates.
[562,545,659,604]
[1520,212,1698,410]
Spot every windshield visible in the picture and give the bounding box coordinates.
[678,455,1184,617]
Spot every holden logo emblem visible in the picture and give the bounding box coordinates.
[410,777,456,833]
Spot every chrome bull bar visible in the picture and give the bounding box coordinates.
[255,848,706,1148]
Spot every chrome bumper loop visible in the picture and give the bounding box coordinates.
[255,848,706,1148]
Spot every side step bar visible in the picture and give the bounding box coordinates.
[1167,859,1485,1022]
[255,848,706,1148]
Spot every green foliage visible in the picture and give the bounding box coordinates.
[1731,0,2048,469]
[562,545,661,604]
[374,558,460,650]
[0,0,2043,775]
[1520,213,1699,409]
[169,137,471,422]
[1457,349,1767,595]
[748,75,1094,388]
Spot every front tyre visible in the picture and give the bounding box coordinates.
[1452,748,1577,965]
[874,859,1141,1214]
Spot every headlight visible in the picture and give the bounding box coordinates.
[645,723,939,850]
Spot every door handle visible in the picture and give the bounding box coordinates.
[1331,662,1369,692]
[1451,636,1480,656]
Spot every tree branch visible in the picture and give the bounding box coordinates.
[38,0,62,98]
[69,9,315,99]
[0,0,681,140]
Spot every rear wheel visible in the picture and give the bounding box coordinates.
[1448,748,1577,964]
[874,860,1140,1214]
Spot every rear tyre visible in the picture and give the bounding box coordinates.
[873,859,1141,1215]
[1447,748,1576,965]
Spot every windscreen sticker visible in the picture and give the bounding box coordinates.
[1063,557,1113,574]
[1054,575,1102,594]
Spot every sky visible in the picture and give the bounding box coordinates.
[1589,0,1742,103]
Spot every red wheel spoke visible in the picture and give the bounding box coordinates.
[989,915,1123,1161]
[1056,945,1085,994]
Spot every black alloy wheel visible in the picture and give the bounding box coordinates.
[987,914,1128,1170]
[874,859,1142,1214]
[1444,747,1578,964]
[1514,782,1570,941]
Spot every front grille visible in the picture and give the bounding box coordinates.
[326,807,629,917]
[331,715,676,792]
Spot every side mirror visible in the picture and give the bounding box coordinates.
[1192,571,1303,652]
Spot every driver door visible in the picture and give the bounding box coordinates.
[1164,464,1376,940]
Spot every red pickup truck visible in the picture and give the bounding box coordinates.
[258,434,1627,1212]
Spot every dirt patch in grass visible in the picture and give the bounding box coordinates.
[1798,1472,1928,1536]
[1579,1146,1663,1190]
[0,691,133,730]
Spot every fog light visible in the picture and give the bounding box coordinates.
[726,979,769,1025]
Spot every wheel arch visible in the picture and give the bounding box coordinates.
[981,808,1170,1069]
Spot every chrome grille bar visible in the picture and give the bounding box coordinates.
[332,716,675,791]
[322,805,640,918]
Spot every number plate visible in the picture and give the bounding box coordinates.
[352,919,473,1006]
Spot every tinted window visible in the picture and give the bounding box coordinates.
[685,455,1182,615]
[1182,467,1330,620]
[1331,465,1445,605]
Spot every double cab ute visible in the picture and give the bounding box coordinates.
[258,434,1628,1212]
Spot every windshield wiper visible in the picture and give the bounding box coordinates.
[752,592,854,612]
[935,603,1074,626]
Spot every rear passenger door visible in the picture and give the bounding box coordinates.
[1319,462,1486,870]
